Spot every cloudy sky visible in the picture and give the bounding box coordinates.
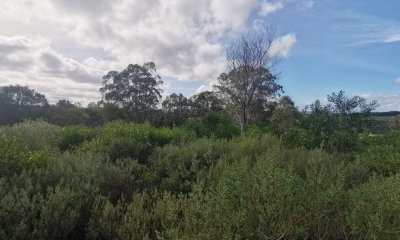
[0,0,399,110]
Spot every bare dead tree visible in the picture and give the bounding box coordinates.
[215,27,282,133]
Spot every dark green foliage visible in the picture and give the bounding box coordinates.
[57,125,93,151]
[150,138,228,193]
[298,91,378,152]
[0,85,48,106]
[348,174,400,239]
[189,91,224,117]
[0,181,84,240]
[1,116,400,239]
[82,121,194,163]
[186,157,306,239]
[100,63,163,122]
[184,112,240,139]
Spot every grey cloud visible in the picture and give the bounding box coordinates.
[50,0,115,16]
[0,35,116,103]
[0,0,299,104]
[40,52,63,71]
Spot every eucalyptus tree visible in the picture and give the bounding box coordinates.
[0,85,48,106]
[215,28,282,133]
[100,62,163,121]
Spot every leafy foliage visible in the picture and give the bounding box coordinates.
[100,63,163,121]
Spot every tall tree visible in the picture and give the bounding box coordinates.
[162,93,190,126]
[215,29,282,133]
[0,85,48,106]
[270,96,298,133]
[190,91,223,116]
[162,93,189,113]
[100,62,162,120]
[301,91,379,152]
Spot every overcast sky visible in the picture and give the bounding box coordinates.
[1,0,399,110]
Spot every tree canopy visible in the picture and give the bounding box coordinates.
[215,29,282,133]
[0,85,48,106]
[100,62,163,114]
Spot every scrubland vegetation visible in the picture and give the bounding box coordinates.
[1,31,400,240]
[1,115,400,239]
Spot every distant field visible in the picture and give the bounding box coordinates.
[368,116,395,134]
[371,116,395,122]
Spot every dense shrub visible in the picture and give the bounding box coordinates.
[150,138,228,193]
[0,134,52,177]
[86,193,178,240]
[57,125,93,151]
[1,118,400,239]
[81,121,194,163]
[0,120,60,151]
[173,156,307,239]
[356,145,400,176]
[0,177,91,240]
[347,174,400,239]
[184,112,240,139]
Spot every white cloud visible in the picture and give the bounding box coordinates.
[260,1,284,16]
[259,0,314,16]
[0,0,304,103]
[332,10,400,45]
[385,33,400,43]
[196,80,217,94]
[395,77,400,84]
[269,33,297,57]
[364,94,400,112]
[0,35,118,104]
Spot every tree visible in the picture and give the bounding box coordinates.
[162,93,189,113]
[0,85,48,124]
[0,85,48,106]
[327,90,378,132]
[190,91,223,117]
[270,96,298,133]
[162,93,190,126]
[300,91,378,152]
[215,29,282,133]
[55,100,77,109]
[327,90,378,115]
[100,62,163,121]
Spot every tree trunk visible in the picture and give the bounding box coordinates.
[241,107,247,134]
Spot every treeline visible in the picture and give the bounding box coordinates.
[0,84,224,127]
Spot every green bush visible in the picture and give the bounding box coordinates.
[86,193,179,240]
[82,121,194,163]
[347,174,400,239]
[300,150,348,239]
[57,125,93,151]
[0,179,87,240]
[184,112,240,139]
[0,120,60,151]
[356,145,400,176]
[174,156,307,239]
[0,134,52,177]
[149,138,228,193]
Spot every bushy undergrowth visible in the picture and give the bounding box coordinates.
[81,121,195,163]
[1,120,400,239]
[0,120,61,151]
[184,112,240,139]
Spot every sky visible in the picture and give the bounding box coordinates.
[0,0,399,111]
